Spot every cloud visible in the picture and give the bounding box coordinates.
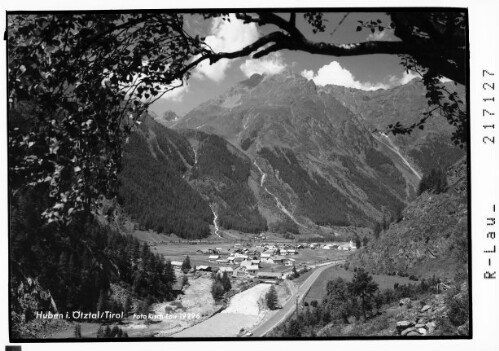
[397,71,420,85]
[301,69,314,80]
[240,52,287,77]
[387,70,419,86]
[194,15,260,82]
[366,28,396,42]
[301,61,390,90]
[301,61,421,91]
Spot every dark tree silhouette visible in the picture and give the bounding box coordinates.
[348,268,379,319]
[266,285,279,310]
[181,256,192,273]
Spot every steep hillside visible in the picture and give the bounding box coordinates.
[118,116,213,239]
[323,79,466,175]
[169,72,457,229]
[180,129,267,234]
[347,158,468,279]
[118,116,268,238]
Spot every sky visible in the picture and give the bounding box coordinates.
[150,12,420,117]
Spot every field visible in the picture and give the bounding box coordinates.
[304,265,415,303]
[151,242,351,269]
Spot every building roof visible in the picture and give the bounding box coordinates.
[209,255,220,259]
[171,261,183,266]
[257,271,282,278]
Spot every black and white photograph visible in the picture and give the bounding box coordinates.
[3,3,486,345]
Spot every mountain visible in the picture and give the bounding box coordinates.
[164,72,464,234]
[117,115,268,238]
[156,110,180,126]
[323,79,466,175]
[118,115,214,239]
[347,157,468,279]
[117,71,465,238]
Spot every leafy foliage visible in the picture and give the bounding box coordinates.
[391,54,467,147]
[8,13,205,222]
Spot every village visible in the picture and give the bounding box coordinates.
[167,239,357,285]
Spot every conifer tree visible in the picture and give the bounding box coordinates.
[182,256,191,273]
[74,324,82,338]
[221,272,231,292]
[266,285,278,310]
[348,268,379,320]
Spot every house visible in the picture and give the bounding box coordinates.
[257,271,283,280]
[246,265,259,274]
[251,259,261,266]
[349,240,357,250]
[280,249,288,255]
[284,260,294,267]
[261,257,274,264]
[234,253,249,259]
[272,256,286,264]
[216,259,229,264]
[260,253,271,259]
[171,261,183,271]
[322,245,332,250]
[227,257,236,264]
[209,255,220,261]
[240,260,253,269]
[287,249,297,255]
[338,241,356,251]
[232,267,244,278]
